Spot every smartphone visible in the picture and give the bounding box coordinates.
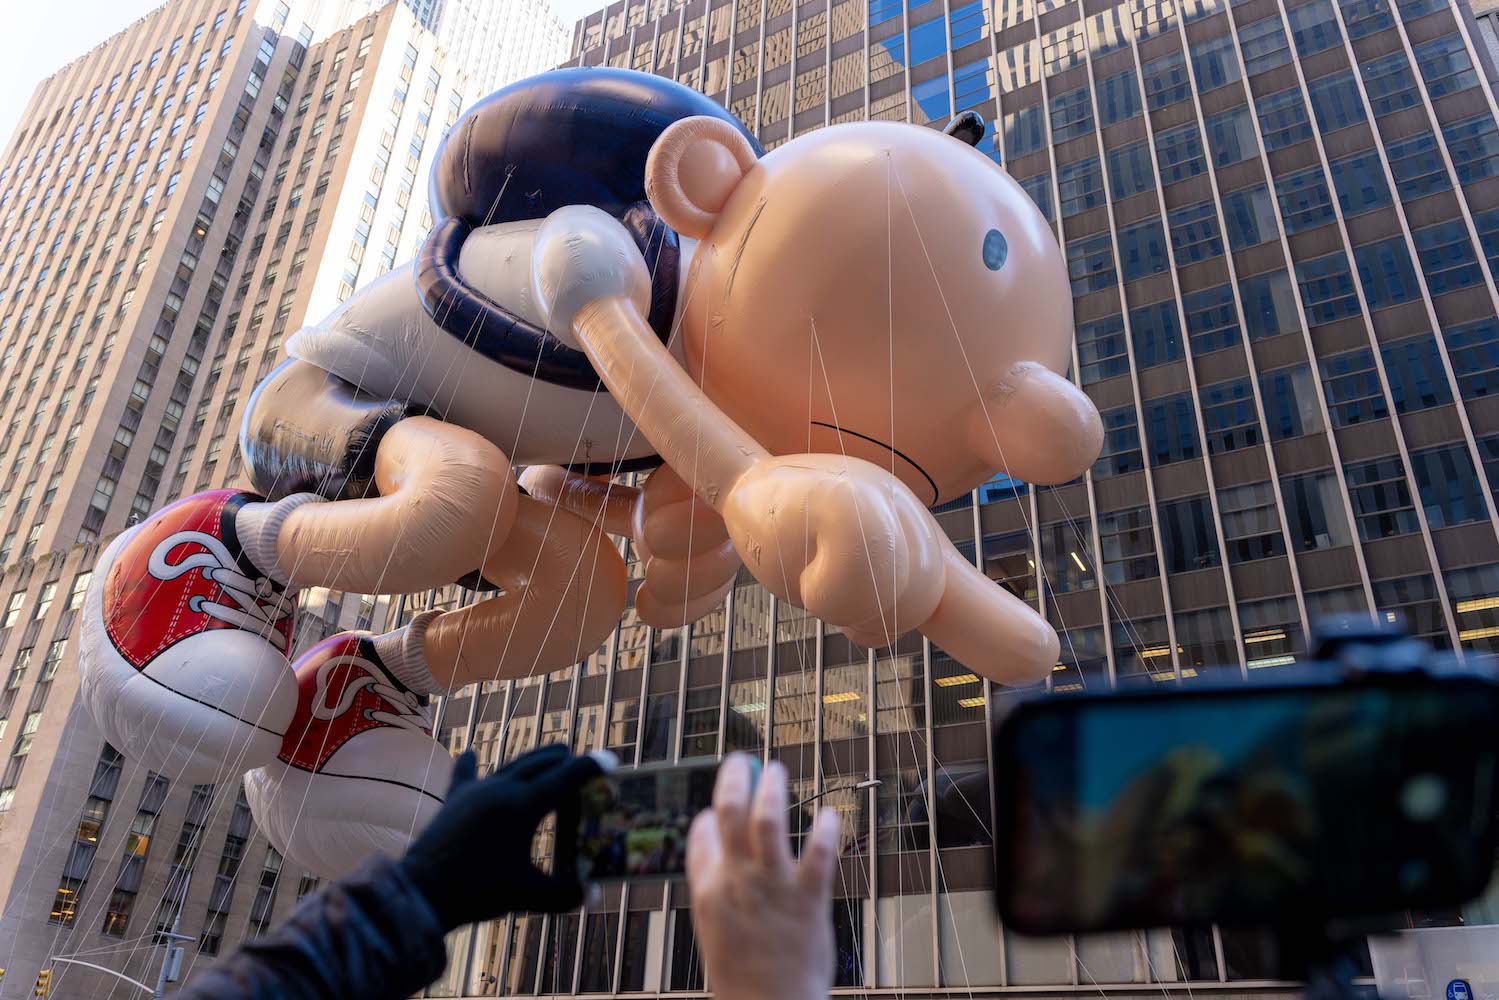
[992,672,1499,935]
[557,758,742,882]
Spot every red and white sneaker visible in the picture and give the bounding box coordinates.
[244,618,449,880]
[79,490,305,782]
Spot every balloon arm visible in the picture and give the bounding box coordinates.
[518,465,640,537]
[573,296,767,509]
[918,540,1060,687]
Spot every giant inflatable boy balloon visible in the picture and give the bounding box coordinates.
[77,68,1100,878]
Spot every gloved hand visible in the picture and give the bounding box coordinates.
[399,744,606,930]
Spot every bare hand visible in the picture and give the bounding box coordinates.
[686,755,841,1000]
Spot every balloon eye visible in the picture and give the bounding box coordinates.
[983,228,1008,271]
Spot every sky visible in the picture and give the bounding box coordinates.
[0,0,166,156]
[0,0,606,157]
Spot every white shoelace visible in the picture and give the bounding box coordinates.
[311,651,431,734]
[148,529,296,653]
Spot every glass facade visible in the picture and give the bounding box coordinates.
[426,0,1499,993]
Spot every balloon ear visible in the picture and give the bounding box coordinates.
[645,116,759,240]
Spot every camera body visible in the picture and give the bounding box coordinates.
[990,620,1499,937]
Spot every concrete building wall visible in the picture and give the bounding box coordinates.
[0,1,464,994]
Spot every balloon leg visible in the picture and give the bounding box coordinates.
[265,415,519,594]
[417,496,629,688]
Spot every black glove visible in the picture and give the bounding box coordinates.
[399,744,604,930]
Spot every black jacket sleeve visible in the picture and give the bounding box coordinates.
[178,857,450,1000]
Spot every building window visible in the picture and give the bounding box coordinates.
[1320,347,1387,426]
[1143,392,1201,465]
[1142,49,1190,108]
[1077,315,1129,383]
[1107,140,1155,198]
[1049,86,1094,142]
[1095,405,1144,476]
[1382,333,1453,413]
[199,909,227,955]
[1220,482,1286,563]
[1096,68,1141,125]
[5,647,29,690]
[1241,16,1292,74]
[1098,506,1159,584]
[1018,172,1053,221]
[1002,103,1044,158]
[1241,269,1299,341]
[1276,165,1336,234]
[1130,300,1184,367]
[1396,0,1449,17]
[1296,252,1361,325]
[1353,237,1420,308]
[1040,521,1096,594]
[1155,122,1206,184]
[1159,495,1221,572]
[1373,575,1447,646]
[1386,130,1452,199]
[1119,218,1169,279]
[1288,0,1343,55]
[1414,34,1478,98]
[983,529,1038,602]
[1361,50,1422,115]
[1409,444,1485,528]
[1344,457,1421,540]
[1200,378,1261,453]
[1169,201,1224,265]
[1265,359,1325,437]
[1240,595,1304,670]
[1258,88,1314,150]
[1281,471,1353,550]
[1340,0,1397,37]
[1412,220,1482,294]
[1067,233,1116,296]
[1176,607,1237,672]
[50,877,84,925]
[1328,151,1392,216]
[1191,33,1241,90]
[1222,186,1279,251]
[1205,106,1256,166]
[1307,70,1367,133]
[1444,318,1499,399]
[1057,156,1105,217]
[1443,114,1499,185]
[2,592,23,628]
[1183,283,1241,353]
[102,889,136,937]
[1445,565,1499,652]
[67,572,91,610]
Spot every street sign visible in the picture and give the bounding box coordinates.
[165,947,184,983]
[1448,979,1473,1000]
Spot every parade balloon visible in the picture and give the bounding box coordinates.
[77,491,299,782]
[243,631,449,880]
[76,68,1099,866]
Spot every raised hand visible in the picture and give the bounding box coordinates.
[686,755,840,1000]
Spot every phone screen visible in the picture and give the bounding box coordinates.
[568,760,720,881]
[993,678,1499,933]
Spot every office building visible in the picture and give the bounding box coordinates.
[336,0,571,91]
[0,0,485,993]
[407,0,1499,993]
[6,0,1499,994]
